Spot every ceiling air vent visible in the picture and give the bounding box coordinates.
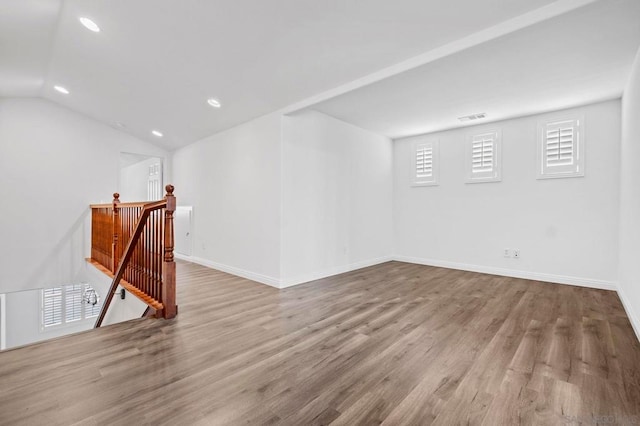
[458,113,487,122]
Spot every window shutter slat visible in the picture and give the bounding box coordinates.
[538,116,583,179]
[471,136,495,173]
[545,124,575,167]
[43,287,62,327]
[466,130,501,183]
[65,284,82,322]
[415,143,433,178]
[412,140,438,185]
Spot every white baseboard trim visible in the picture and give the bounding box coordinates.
[617,286,640,343]
[392,255,618,291]
[174,253,281,288]
[175,253,393,289]
[174,252,639,342]
[280,256,394,288]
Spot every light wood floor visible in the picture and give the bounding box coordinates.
[1,261,639,425]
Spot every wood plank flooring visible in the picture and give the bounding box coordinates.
[1,261,639,425]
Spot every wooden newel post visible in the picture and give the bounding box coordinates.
[112,193,121,273]
[162,184,177,319]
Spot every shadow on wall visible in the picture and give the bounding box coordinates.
[23,208,92,291]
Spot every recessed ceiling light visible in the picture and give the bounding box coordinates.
[54,85,70,94]
[207,98,222,108]
[79,17,100,32]
[151,130,163,137]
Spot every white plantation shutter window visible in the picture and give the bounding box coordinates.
[42,284,102,329]
[471,136,494,173]
[416,144,433,179]
[466,129,501,183]
[537,115,584,179]
[412,139,439,186]
[43,287,62,327]
[65,284,83,322]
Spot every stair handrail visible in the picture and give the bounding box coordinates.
[94,185,176,327]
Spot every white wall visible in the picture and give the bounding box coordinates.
[119,156,160,202]
[0,98,168,293]
[394,100,621,288]
[281,110,393,286]
[171,113,282,285]
[618,48,640,338]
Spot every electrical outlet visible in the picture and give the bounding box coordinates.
[513,249,520,259]
[503,248,510,258]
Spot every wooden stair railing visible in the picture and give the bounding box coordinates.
[90,185,177,327]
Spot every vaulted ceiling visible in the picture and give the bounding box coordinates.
[1,0,639,149]
[311,0,640,138]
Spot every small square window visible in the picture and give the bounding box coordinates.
[411,139,439,186]
[466,129,501,183]
[537,115,584,179]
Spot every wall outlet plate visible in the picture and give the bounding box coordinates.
[514,250,520,258]
[503,248,510,258]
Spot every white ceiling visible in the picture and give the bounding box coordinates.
[311,0,640,139]
[0,0,62,97]
[1,0,577,149]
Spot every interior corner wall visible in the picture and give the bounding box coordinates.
[0,98,168,294]
[171,113,282,286]
[618,48,640,338]
[393,100,621,289]
[281,110,393,286]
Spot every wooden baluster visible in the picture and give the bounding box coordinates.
[129,208,133,284]
[158,210,161,301]
[138,208,142,290]
[156,209,160,302]
[149,210,153,300]
[162,185,176,319]
[91,209,96,262]
[158,209,162,301]
[153,210,158,301]
[136,215,141,292]
[111,193,121,273]
[157,210,161,301]
[145,214,150,296]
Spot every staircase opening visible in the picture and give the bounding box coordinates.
[89,184,177,327]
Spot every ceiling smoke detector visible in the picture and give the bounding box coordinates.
[458,113,487,122]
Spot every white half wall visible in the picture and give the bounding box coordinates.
[394,100,621,289]
[3,261,145,350]
[618,48,640,339]
[171,113,282,284]
[281,110,393,286]
[0,98,168,294]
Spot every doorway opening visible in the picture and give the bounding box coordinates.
[119,153,164,202]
